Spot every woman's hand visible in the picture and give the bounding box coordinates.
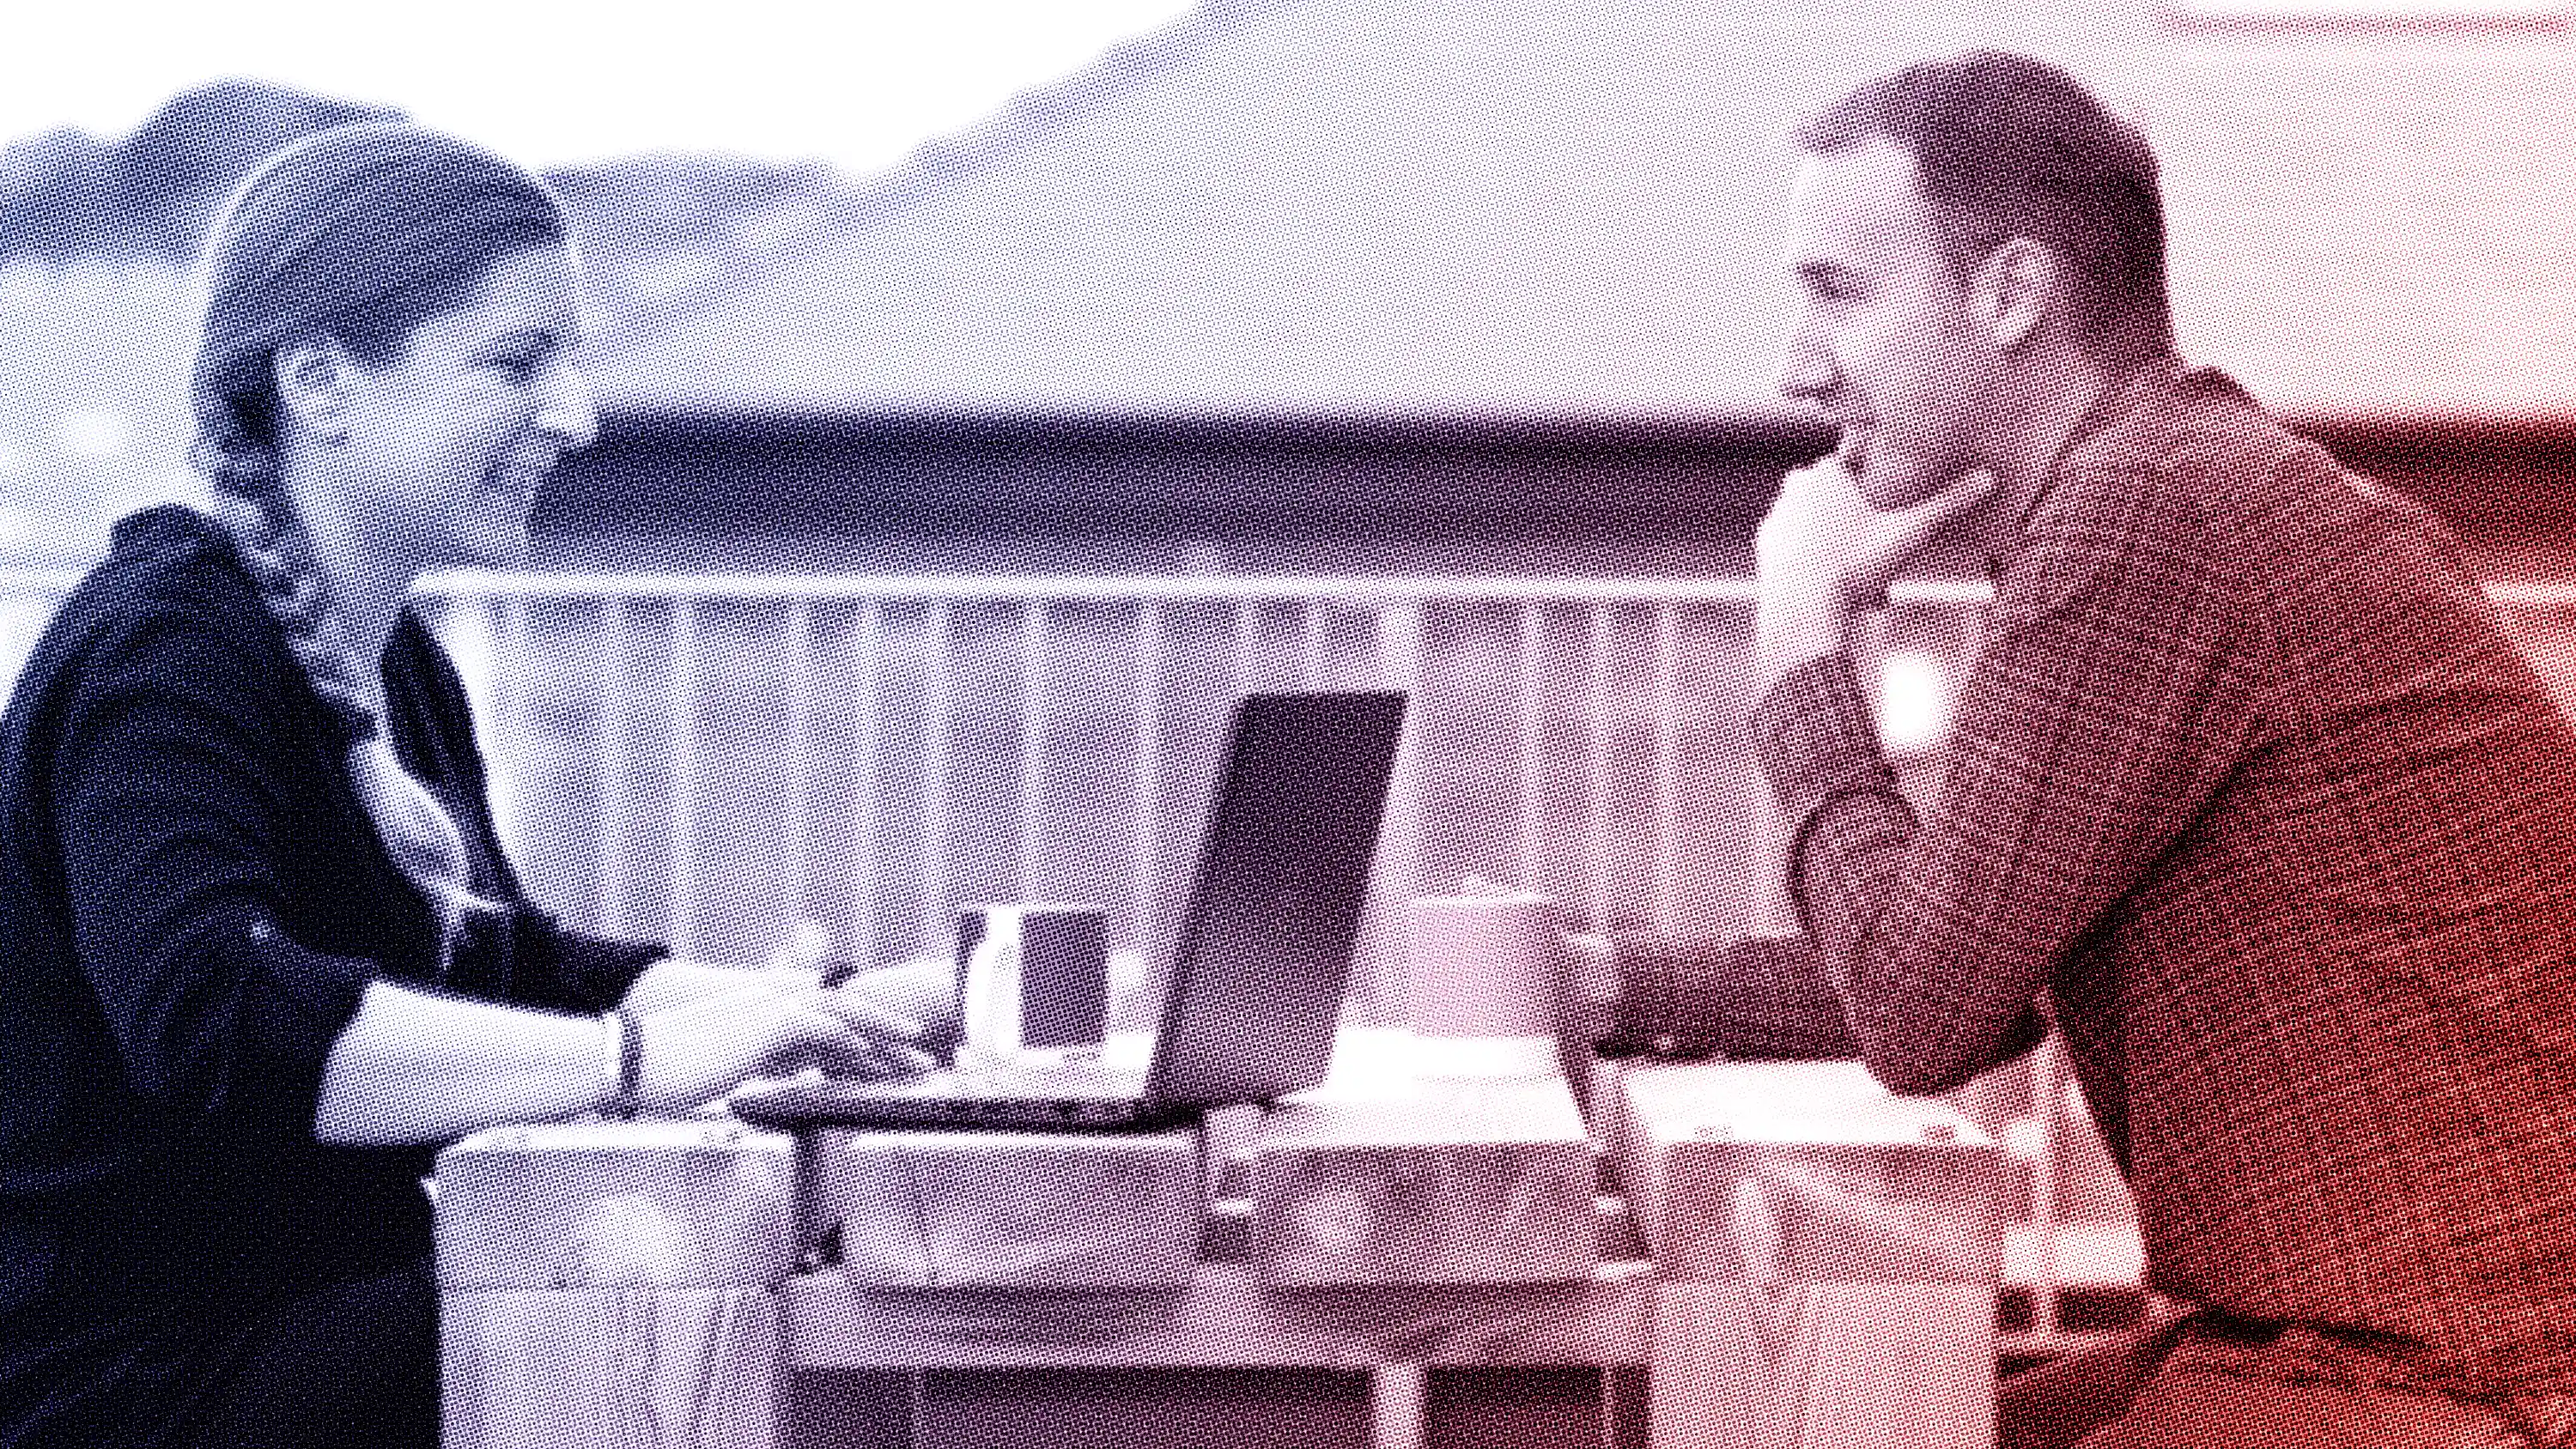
[631,984,936,1113]
[833,958,962,1048]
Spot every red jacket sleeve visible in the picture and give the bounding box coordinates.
[1758,465,2259,1094]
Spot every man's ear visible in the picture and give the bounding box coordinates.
[1976,237,2058,352]
[271,335,356,445]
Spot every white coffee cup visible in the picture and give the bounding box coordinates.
[956,902,1110,1066]
[1406,879,1585,1077]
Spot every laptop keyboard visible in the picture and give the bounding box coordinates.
[824,1064,1148,1101]
[727,1067,1171,1131]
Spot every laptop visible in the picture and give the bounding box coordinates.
[729,690,1408,1131]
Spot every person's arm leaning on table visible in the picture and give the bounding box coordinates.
[1731,447,2254,1095]
[51,592,929,1154]
[312,969,933,1146]
[1607,934,1862,1060]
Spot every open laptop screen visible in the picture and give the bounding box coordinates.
[1143,691,1406,1108]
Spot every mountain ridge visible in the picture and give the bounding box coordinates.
[0,79,833,276]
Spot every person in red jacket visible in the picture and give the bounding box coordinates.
[0,123,935,1448]
[1625,51,2576,1448]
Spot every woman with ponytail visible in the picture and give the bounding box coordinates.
[0,124,941,1449]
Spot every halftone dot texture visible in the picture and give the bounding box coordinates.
[1724,360,2576,1406]
[5,2,2576,1446]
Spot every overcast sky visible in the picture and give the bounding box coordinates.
[0,0,1200,173]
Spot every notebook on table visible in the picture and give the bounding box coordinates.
[729,690,1407,1131]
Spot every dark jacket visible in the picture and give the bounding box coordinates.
[0,505,660,1325]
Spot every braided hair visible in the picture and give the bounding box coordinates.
[188,124,568,961]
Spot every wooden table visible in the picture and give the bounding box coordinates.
[436,1030,2006,1449]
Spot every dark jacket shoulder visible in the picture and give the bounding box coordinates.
[76,504,262,627]
[33,506,303,710]
[3,506,334,771]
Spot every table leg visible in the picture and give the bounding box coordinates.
[434,1123,798,1449]
[1370,1364,1428,1449]
[1645,1282,1997,1449]
[1602,1363,1651,1449]
[443,1285,782,1449]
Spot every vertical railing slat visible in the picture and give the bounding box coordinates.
[781,599,817,936]
[1652,601,1680,937]
[497,593,534,860]
[920,601,953,954]
[1133,601,1165,955]
[850,601,885,971]
[591,597,635,937]
[1515,600,1546,889]
[2031,1033,2070,1344]
[1018,600,1049,901]
[1584,601,1614,933]
[665,597,702,959]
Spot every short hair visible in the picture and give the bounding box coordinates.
[1796,51,2173,366]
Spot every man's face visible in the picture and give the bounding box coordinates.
[1777,137,2005,512]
